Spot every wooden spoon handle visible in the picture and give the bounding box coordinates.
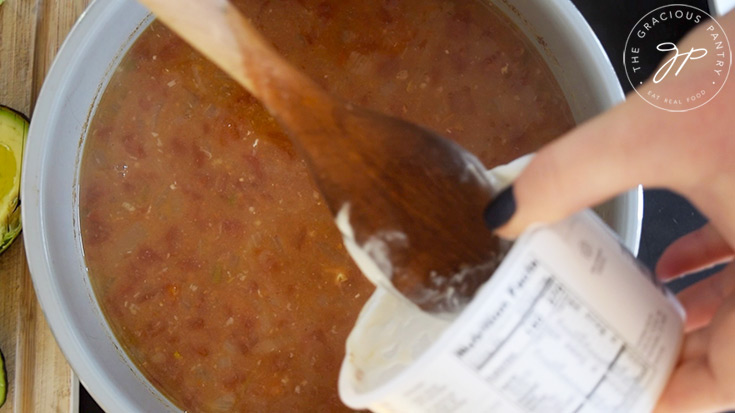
[138,0,331,118]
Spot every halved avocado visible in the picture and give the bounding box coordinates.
[0,105,28,255]
[0,347,6,407]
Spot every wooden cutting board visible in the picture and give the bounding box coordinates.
[0,0,91,411]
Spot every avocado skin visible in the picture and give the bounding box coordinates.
[0,105,29,255]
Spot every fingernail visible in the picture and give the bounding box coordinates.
[484,185,516,231]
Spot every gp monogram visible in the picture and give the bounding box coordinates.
[624,4,732,112]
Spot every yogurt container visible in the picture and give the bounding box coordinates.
[338,162,684,413]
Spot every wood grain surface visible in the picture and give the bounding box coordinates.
[0,0,91,411]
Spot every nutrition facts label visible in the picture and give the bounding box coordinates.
[341,211,683,413]
[453,258,651,413]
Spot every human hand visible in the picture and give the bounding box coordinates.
[483,11,735,413]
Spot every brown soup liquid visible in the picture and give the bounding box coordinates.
[79,0,574,411]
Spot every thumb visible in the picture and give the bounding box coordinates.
[483,12,735,239]
[484,95,671,238]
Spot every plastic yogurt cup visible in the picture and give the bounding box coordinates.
[338,161,684,413]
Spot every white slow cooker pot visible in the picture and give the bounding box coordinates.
[21,0,641,411]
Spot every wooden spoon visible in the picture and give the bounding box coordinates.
[138,0,506,313]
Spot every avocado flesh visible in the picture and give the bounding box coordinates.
[0,105,28,255]
[0,347,5,407]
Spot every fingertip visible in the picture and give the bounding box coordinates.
[655,238,690,280]
[485,91,673,240]
[483,185,516,232]
[655,258,682,281]
[655,224,734,280]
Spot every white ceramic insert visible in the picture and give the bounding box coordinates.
[21,0,641,411]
